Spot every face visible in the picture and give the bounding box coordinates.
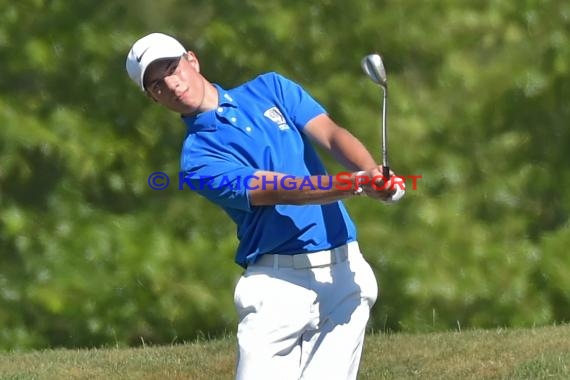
[143,52,206,115]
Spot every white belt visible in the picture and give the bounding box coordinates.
[252,241,360,269]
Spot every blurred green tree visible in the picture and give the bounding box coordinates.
[0,0,568,349]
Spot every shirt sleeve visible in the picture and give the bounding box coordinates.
[181,157,257,212]
[268,72,327,130]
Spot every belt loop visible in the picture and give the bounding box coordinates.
[273,255,278,270]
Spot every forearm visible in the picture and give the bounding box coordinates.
[304,114,378,172]
[328,127,379,171]
[248,171,361,206]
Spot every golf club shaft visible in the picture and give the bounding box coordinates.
[382,88,390,180]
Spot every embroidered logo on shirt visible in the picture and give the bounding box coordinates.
[264,107,290,131]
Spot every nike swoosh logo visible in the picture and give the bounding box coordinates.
[136,47,150,63]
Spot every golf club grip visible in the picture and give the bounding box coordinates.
[383,165,390,180]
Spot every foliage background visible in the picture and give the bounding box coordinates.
[0,0,569,350]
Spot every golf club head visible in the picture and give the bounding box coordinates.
[361,54,387,88]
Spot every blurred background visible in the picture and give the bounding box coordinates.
[1,0,569,350]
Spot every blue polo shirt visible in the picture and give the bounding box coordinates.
[181,72,356,267]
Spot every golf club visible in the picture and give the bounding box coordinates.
[361,53,390,180]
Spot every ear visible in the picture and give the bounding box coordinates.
[184,51,200,73]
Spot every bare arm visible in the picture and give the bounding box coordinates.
[303,113,379,172]
[247,113,395,206]
[248,170,361,206]
[304,113,398,200]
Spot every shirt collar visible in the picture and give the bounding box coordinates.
[182,83,238,132]
[216,84,238,108]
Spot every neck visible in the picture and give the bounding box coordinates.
[182,79,217,117]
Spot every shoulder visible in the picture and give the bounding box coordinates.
[233,72,305,104]
[255,71,291,82]
[239,72,298,90]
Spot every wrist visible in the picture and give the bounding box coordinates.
[352,171,368,196]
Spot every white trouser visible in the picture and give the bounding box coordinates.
[234,242,378,380]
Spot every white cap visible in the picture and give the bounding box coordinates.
[126,33,187,90]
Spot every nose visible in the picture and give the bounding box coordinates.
[163,76,186,98]
[164,75,180,90]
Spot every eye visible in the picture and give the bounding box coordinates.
[147,58,180,95]
[167,59,179,75]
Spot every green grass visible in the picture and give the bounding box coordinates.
[1,325,569,379]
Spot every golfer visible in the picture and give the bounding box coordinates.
[126,32,403,380]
